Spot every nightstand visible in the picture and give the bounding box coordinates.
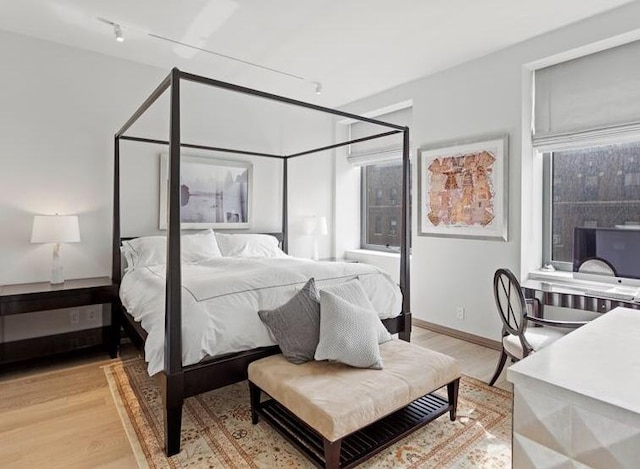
[0,277,118,367]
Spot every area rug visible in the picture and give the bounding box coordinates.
[105,358,511,468]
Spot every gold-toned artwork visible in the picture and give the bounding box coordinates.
[427,150,495,227]
[418,135,508,241]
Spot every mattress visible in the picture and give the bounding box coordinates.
[119,256,402,375]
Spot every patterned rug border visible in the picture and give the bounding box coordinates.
[104,359,512,468]
[104,363,149,469]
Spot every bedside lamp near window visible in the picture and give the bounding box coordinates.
[31,215,81,284]
[303,215,328,261]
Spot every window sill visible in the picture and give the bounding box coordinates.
[528,269,573,282]
[345,249,404,259]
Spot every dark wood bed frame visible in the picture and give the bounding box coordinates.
[112,68,411,456]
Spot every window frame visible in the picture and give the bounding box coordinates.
[541,151,572,270]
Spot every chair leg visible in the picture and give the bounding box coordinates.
[488,349,508,386]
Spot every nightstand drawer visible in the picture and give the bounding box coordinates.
[1,293,93,315]
[0,281,115,316]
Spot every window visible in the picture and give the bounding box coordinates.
[347,104,412,250]
[390,187,398,205]
[534,40,640,271]
[361,162,404,249]
[375,188,383,205]
[543,141,640,268]
[374,216,383,235]
[389,216,398,236]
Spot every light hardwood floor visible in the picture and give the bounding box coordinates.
[0,326,510,468]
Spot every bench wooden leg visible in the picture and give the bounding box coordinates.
[447,378,459,421]
[324,438,341,469]
[249,381,261,425]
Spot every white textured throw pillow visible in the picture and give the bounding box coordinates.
[315,290,384,369]
[320,279,392,344]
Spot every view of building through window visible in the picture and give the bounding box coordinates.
[363,162,404,249]
[551,141,640,263]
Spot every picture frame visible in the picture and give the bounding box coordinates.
[417,134,508,241]
[159,153,252,229]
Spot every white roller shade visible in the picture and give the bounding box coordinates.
[348,106,411,166]
[534,40,640,148]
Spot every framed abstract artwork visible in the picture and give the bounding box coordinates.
[159,153,252,229]
[417,134,508,241]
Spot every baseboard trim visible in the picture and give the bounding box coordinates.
[413,318,501,351]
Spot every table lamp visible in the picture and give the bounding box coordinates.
[312,216,328,261]
[31,215,81,284]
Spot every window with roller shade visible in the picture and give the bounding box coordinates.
[347,106,411,250]
[534,40,640,269]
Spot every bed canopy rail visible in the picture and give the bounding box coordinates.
[112,67,411,455]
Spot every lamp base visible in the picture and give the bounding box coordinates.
[312,237,319,261]
[51,243,64,284]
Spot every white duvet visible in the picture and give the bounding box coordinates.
[119,257,402,375]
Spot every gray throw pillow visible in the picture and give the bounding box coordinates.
[314,290,384,369]
[321,279,392,344]
[258,278,320,364]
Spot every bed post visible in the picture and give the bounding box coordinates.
[282,158,288,254]
[109,135,122,358]
[399,128,412,341]
[163,67,185,456]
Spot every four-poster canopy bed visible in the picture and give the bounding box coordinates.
[111,67,411,456]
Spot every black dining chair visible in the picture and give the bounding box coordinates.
[488,268,588,386]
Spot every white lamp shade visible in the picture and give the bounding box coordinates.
[302,217,316,235]
[316,216,328,236]
[31,215,80,244]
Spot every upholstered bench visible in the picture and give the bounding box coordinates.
[248,339,461,469]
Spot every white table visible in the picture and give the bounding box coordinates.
[507,307,640,468]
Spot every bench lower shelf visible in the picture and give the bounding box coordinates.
[258,392,452,469]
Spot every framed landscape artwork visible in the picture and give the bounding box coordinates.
[417,134,508,241]
[159,153,252,229]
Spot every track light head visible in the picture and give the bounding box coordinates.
[314,81,322,95]
[114,24,124,42]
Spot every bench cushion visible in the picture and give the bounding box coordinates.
[248,339,461,441]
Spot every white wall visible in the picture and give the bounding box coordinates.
[0,31,166,285]
[0,30,335,287]
[288,152,334,258]
[337,1,640,340]
[0,31,334,341]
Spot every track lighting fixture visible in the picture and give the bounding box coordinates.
[114,24,124,42]
[98,17,323,94]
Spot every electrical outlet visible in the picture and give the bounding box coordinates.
[456,307,465,320]
[70,310,80,324]
[87,309,97,321]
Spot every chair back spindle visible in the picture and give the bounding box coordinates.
[493,268,527,335]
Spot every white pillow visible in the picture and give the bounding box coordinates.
[216,233,287,258]
[122,229,222,269]
[182,229,223,261]
[122,236,166,269]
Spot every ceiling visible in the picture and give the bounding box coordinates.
[0,0,634,106]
